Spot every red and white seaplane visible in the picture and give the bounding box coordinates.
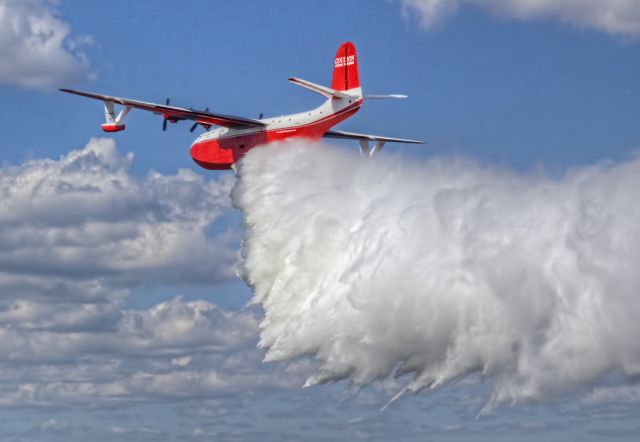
[61,42,423,170]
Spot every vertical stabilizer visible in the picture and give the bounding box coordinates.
[331,42,359,91]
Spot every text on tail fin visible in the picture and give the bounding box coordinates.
[331,41,359,91]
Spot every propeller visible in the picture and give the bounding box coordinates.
[162,98,170,131]
[190,107,209,132]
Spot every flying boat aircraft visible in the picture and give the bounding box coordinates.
[61,42,424,170]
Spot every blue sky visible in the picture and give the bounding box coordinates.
[1,0,639,440]
[5,0,640,172]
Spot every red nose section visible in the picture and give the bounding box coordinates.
[190,140,233,170]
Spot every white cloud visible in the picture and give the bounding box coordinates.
[400,0,640,36]
[0,297,258,364]
[400,0,460,29]
[233,140,640,410]
[0,297,285,407]
[0,137,238,289]
[0,0,94,90]
[0,138,306,409]
[586,385,640,404]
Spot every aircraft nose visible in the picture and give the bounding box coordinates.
[189,140,203,160]
[189,140,206,165]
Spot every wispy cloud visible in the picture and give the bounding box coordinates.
[0,0,94,90]
[400,0,640,37]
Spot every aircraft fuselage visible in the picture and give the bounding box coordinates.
[189,95,362,170]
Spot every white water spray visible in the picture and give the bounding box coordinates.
[232,140,640,408]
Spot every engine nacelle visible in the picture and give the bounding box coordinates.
[101,123,126,132]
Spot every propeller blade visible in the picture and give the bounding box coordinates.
[259,113,264,119]
[190,107,210,132]
[161,98,170,131]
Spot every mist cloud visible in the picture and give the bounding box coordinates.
[400,0,640,37]
[233,141,640,410]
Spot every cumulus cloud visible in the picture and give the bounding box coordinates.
[233,140,640,410]
[400,0,640,36]
[0,0,94,90]
[0,138,304,409]
[0,297,294,408]
[0,137,237,289]
[0,297,256,364]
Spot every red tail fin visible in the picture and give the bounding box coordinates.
[331,42,359,91]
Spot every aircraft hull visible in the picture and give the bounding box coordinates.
[189,101,360,170]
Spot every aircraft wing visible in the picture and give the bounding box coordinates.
[60,89,266,129]
[323,129,424,144]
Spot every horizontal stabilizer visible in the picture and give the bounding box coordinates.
[323,129,424,144]
[288,77,358,100]
[363,94,408,100]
